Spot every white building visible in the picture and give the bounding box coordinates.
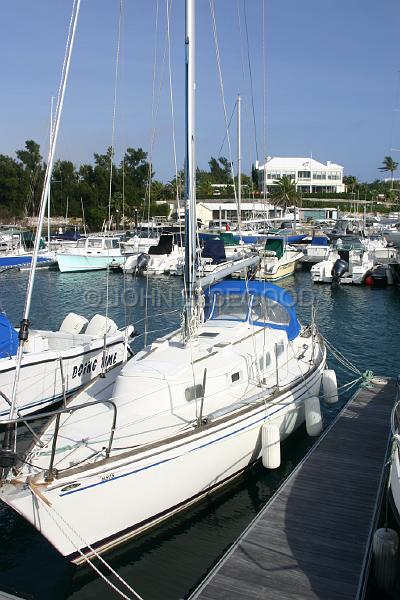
[196,200,282,227]
[257,156,345,194]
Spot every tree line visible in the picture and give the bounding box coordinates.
[0,141,258,229]
[0,141,398,229]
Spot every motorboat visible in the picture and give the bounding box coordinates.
[311,245,374,284]
[311,237,393,285]
[383,222,400,247]
[295,234,331,265]
[56,236,125,272]
[122,234,183,275]
[0,228,56,270]
[253,237,303,281]
[0,311,133,419]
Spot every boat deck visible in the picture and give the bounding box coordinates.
[190,377,396,600]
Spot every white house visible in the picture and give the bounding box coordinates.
[196,200,282,227]
[257,156,345,194]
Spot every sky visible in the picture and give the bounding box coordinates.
[1,0,400,183]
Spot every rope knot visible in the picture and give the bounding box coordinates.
[361,370,374,388]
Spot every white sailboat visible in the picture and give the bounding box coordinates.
[0,1,327,564]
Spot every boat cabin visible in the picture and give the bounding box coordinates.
[203,280,300,340]
[76,237,120,251]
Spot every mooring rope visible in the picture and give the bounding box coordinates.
[30,486,144,600]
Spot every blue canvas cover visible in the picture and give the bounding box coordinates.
[0,313,18,358]
[202,239,227,264]
[311,236,329,246]
[204,279,301,340]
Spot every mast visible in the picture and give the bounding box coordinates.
[237,94,242,231]
[183,0,197,340]
[6,1,81,430]
[47,96,54,248]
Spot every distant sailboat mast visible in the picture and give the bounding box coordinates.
[237,94,242,231]
[183,0,198,341]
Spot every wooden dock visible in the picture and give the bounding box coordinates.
[190,377,397,600]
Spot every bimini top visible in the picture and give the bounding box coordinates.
[204,279,300,340]
[0,313,18,359]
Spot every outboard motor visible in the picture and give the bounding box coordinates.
[331,258,348,283]
[369,264,388,287]
[136,253,150,275]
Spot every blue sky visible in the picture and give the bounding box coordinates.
[1,0,399,182]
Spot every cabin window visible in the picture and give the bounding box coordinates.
[112,239,120,249]
[88,239,102,248]
[231,372,240,383]
[275,340,285,357]
[199,332,219,338]
[251,297,290,326]
[259,353,271,370]
[211,293,250,322]
[77,239,86,248]
[185,384,204,402]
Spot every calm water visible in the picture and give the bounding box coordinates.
[0,268,399,600]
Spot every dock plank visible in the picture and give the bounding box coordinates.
[191,377,396,600]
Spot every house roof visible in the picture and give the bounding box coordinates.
[197,202,277,211]
[259,157,343,170]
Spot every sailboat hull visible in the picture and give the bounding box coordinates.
[0,357,324,562]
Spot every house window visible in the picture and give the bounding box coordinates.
[298,171,311,179]
[185,384,204,402]
[312,171,326,180]
[281,171,296,179]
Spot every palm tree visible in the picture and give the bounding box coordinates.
[379,156,399,189]
[269,175,301,215]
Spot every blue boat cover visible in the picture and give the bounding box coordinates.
[311,236,329,246]
[202,239,227,264]
[204,279,301,340]
[0,313,18,358]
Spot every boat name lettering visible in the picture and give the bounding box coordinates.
[101,352,118,369]
[71,352,118,379]
[72,358,98,379]
[101,473,115,481]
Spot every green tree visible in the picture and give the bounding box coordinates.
[208,156,231,184]
[343,175,358,192]
[269,175,301,214]
[16,140,44,216]
[251,163,259,192]
[0,155,26,218]
[379,156,399,189]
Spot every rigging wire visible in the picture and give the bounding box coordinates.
[8,0,81,426]
[102,0,124,374]
[209,0,237,203]
[236,1,256,201]
[243,0,259,162]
